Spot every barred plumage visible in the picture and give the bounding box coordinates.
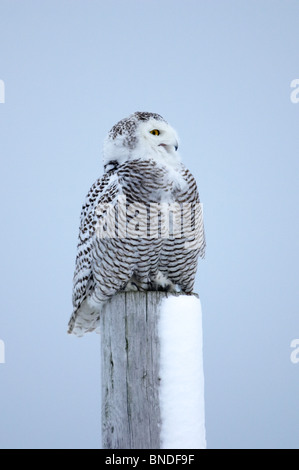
[68,112,205,336]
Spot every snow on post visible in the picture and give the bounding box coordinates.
[101,291,206,449]
[159,295,206,449]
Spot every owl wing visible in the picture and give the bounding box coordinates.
[72,171,119,315]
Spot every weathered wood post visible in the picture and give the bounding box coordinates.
[101,291,206,449]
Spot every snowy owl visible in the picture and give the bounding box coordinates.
[68,112,205,336]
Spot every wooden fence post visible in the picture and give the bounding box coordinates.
[100,291,205,449]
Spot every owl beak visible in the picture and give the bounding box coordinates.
[159,141,179,152]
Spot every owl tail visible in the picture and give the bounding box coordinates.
[68,298,102,337]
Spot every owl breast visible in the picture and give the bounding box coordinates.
[104,158,201,293]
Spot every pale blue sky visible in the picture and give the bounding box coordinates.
[0,0,298,449]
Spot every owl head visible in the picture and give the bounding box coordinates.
[103,112,180,172]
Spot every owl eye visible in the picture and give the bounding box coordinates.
[150,129,160,136]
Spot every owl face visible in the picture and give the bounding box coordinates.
[103,112,181,170]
